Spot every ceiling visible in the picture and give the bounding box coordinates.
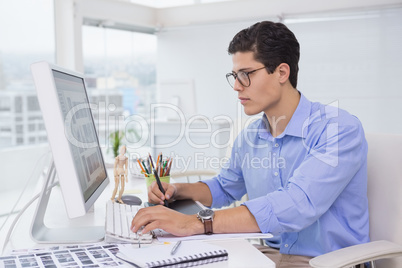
[127,0,238,8]
[79,0,402,34]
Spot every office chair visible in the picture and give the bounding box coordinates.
[310,133,402,268]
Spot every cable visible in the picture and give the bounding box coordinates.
[1,181,59,255]
[0,149,51,231]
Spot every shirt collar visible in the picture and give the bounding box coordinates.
[258,92,311,140]
[257,115,270,140]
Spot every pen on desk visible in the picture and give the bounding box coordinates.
[137,226,144,248]
[170,241,182,255]
[138,233,141,248]
[153,169,169,207]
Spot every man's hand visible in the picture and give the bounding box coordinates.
[148,181,177,205]
[130,205,203,236]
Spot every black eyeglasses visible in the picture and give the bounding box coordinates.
[226,66,266,88]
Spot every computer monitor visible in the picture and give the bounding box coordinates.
[30,61,109,243]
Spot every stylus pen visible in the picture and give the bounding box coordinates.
[153,169,169,207]
[170,241,182,255]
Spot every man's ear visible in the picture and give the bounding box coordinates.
[278,63,290,84]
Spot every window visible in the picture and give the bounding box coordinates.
[0,0,55,149]
[27,96,40,111]
[82,26,157,116]
[82,26,157,149]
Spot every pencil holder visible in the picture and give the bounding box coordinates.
[145,175,170,190]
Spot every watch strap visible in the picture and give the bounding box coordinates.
[204,218,213,235]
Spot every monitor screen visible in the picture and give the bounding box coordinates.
[52,70,107,202]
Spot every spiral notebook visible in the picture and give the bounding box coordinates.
[116,241,228,268]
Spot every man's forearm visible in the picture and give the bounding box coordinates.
[173,183,261,234]
[173,182,213,207]
[214,205,261,233]
[187,205,261,235]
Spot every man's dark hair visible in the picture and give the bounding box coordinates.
[228,21,300,88]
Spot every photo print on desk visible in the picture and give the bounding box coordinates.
[0,243,123,268]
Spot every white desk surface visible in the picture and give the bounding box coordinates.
[0,169,274,267]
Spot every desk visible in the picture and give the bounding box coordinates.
[0,169,275,267]
[205,239,275,267]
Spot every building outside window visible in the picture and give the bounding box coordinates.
[0,1,157,152]
[0,0,55,149]
[82,26,157,154]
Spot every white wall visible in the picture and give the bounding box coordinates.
[290,8,402,134]
[157,7,402,134]
[157,21,257,120]
[70,0,402,134]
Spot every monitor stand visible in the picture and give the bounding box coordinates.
[30,160,105,244]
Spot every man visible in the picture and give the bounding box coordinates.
[131,21,369,267]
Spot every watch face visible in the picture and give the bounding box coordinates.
[198,209,214,218]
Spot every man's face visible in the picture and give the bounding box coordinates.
[231,51,281,116]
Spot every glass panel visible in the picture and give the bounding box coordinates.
[0,0,55,149]
[82,26,157,155]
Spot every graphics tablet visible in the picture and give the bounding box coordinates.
[145,199,203,215]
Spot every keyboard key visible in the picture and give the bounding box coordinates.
[106,201,114,235]
[105,200,152,243]
[113,202,122,237]
[120,207,130,238]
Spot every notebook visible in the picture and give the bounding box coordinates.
[116,240,228,268]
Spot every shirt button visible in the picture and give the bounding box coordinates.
[284,244,289,247]
[274,143,279,147]
[274,172,278,176]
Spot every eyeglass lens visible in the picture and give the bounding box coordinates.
[226,71,250,88]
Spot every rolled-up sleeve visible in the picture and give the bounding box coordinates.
[201,178,229,208]
[244,197,282,234]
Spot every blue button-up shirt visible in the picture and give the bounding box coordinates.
[203,93,370,257]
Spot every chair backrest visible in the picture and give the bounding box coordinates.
[366,133,402,267]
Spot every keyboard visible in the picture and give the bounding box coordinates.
[105,200,153,243]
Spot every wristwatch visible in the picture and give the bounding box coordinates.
[197,209,215,235]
